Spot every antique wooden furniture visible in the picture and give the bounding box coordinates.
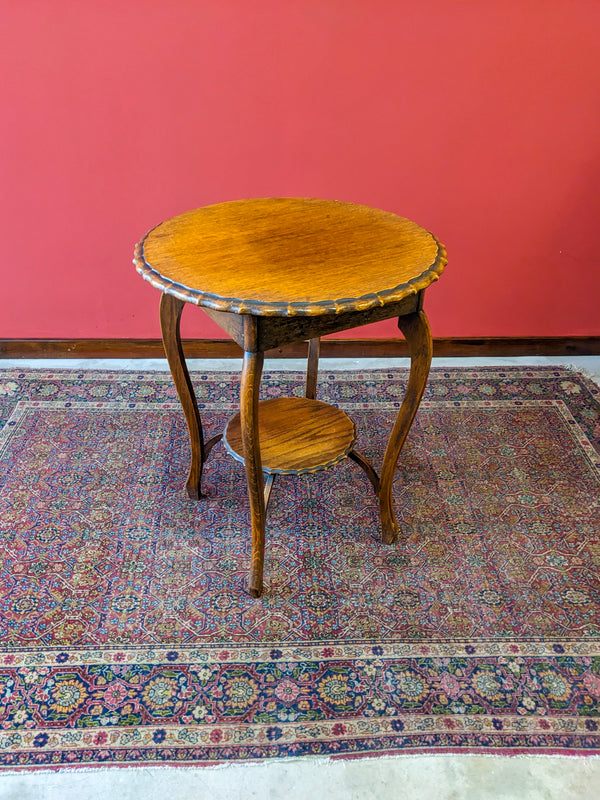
[134,198,446,597]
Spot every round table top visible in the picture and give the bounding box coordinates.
[134,198,446,317]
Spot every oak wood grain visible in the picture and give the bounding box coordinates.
[159,293,208,500]
[305,338,320,400]
[224,397,356,474]
[253,293,421,351]
[240,342,266,598]
[135,198,448,598]
[135,198,446,317]
[379,310,433,544]
[202,293,421,352]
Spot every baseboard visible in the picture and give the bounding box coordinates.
[0,337,599,359]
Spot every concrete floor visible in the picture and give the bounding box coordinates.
[2,754,600,800]
[0,356,598,800]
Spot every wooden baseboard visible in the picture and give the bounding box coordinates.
[0,337,599,359]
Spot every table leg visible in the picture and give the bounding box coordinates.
[240,349,266,598]
[305,337,320,399]
[160,292,209,500]
[379,309,432,544]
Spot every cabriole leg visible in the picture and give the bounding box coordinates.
[159,292,206,500]
[379,310,433,544]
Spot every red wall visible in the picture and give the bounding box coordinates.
[2,1,599,340]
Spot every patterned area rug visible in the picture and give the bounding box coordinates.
[0,366,598,768]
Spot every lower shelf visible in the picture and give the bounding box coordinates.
[223,397,356,475]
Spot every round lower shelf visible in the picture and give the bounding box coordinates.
[223,397,356,475]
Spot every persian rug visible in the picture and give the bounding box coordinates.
[0,365,598,769]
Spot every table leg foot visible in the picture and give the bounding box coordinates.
[379,309,433,544]
[241,349,266,598]
[160,292,207,500]
[381,518,399,545]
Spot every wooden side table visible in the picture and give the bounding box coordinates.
[134,198,446,597]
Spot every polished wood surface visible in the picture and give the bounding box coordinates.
[379,309,433,543]
[135,197,446,598]
[135,198,446,316]
[348,449,381,494]
[305,338,320,400]
[239,345,266,598]
[224,397,356,474]
[159,292,222,499]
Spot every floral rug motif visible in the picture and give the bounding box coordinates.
[0,366,598,767]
